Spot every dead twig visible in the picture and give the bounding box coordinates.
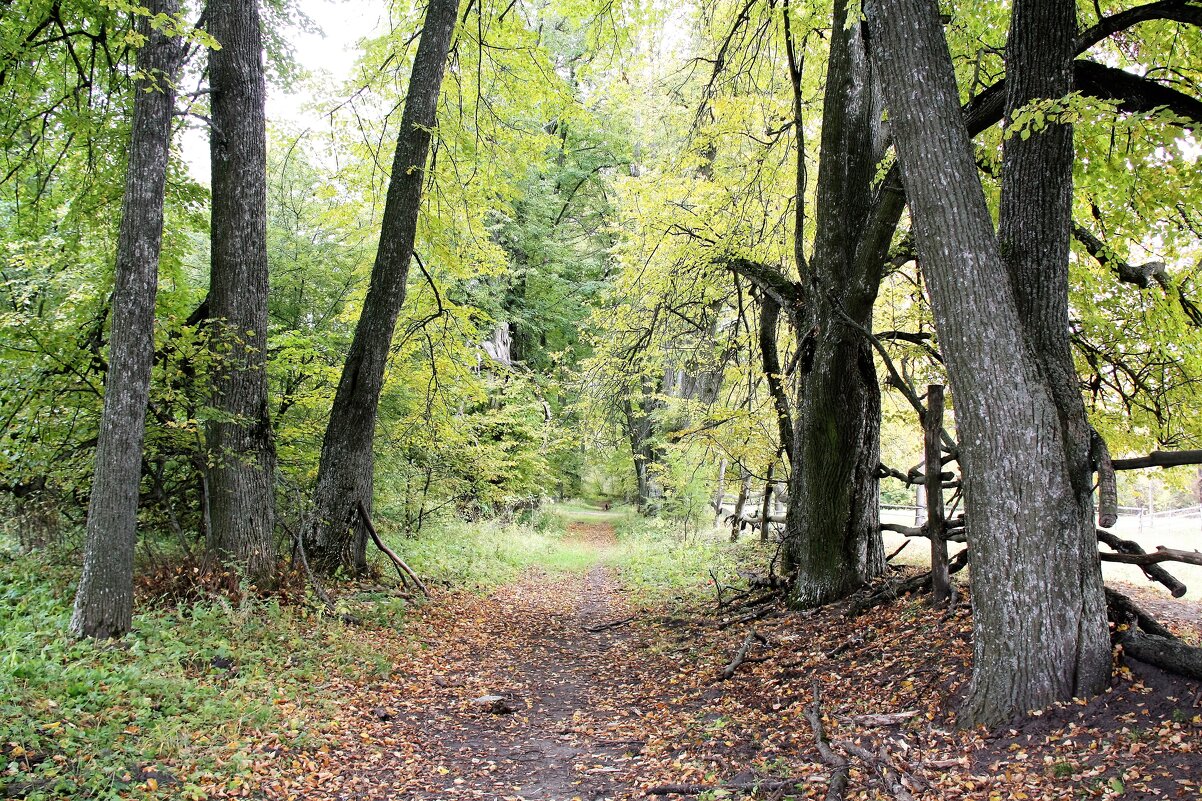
[834,739,920,800]
[804,681,849,801]
[358,501,430,597]
[584,615,636,633]
[721,628,767,680]
[646,778,805,796]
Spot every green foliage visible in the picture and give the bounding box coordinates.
[379,505,595,588]
[0,542,375,800]
[606,514,763,606]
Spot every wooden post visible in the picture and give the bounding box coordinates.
[926,384,950,605]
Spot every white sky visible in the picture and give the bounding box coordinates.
[180,0,383,183]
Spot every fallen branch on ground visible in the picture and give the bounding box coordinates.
[718,605,780,629]
[850,710,920,727]
[584,615,636,633]
[847,550,968,616]
[1104,586,1177,640]
[646,778,805,796]
[1122,631,1202,680]
[358,501,429,597]
[834,739,920,801]
[721,629,767,680]
[804,681,849,801]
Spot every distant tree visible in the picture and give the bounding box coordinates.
[305,0,461,573]
[70,0,186,638]
[204,0,277,581]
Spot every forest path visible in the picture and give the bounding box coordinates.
[261,516,1202,801]
[283,518,665,800]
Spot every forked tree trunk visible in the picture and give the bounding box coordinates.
[865,0,1110,725]
[305,0,461,573]
[778,2,886,606]
[70,0,184,638]
[206,0,277,582]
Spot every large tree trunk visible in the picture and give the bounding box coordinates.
[70,0,184,638]
[865,0,1110,726]
[206,0,277,582]
[983,0,1110,722]
[779,2,886,607]
[305,0,460,573]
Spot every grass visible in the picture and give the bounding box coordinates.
[378,506,607,589]
[0,503,766,799]
[597,507,769,606]
[0,542,385,800]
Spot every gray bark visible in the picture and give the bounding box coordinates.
[925,384,949,606]
[71,0,184,638]
[712,457,727,526]
[865,0,1110,726]
[623,376,665,515]
[779,2,886,606]
[206,0,277,581]
[989,0,1110,718]
[305,0,461,572]
[731,467,751,541]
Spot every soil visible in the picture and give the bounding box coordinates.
[258,524,1202,801]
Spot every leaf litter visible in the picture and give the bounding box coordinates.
[174,523,1199,801]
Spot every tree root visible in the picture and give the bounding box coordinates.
[804,681,849,801]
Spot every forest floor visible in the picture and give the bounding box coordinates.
[227,515,1202,801]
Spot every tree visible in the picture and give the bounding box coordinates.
[864,0,1111,724]
[205,0,276,581]
[679,0,894,606]
[305,0,461,573]
[69,0,186,638]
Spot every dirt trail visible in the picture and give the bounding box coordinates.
[294,520,656,800]
[264,519,1202,801]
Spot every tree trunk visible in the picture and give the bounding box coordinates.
[759,461,775,543]
[206,0,277,582]
[713,457,727,527]
[986,0,1110,718]
[731,467,751,541]
[779,3,886,607]
[925,384,950,605]
[70,0,183,638]
[865,0,1110,725]
[623,375,664,515]
[305,0,461,573]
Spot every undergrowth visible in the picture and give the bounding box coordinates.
[0,543,374,800]
[0,504,769,799]
[605,511,769,606]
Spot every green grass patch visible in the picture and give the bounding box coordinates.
[0,544,378,800]
[604,515,768,606]
[374,506,605,588]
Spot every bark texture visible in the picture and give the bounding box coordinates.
[306,0,460,573]
[987,0,1111,720]
[206,0,277,581]
[865,0,1110,725]
[71,0,184,638]
[623,376,665,515]
[779,2,886,606]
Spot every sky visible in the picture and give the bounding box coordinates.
[181,0,384,182]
